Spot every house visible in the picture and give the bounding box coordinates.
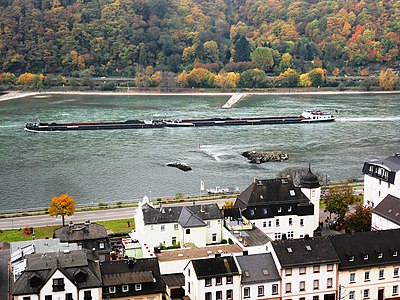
[10,238,79,282]
[53,221,111,261]
[134,198,223,250]
[12,249,102,300]
[372,194,400,230]
[329,229,400,300]
[184,255,240,300]
[363,153,400,208]
[100,257,164,300]
[162,273,185,300]
[236,253,280,300]
[269,236,339,300]
[232,168,320,241]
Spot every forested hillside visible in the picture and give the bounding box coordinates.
[0,0,399,78]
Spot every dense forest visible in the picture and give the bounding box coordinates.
[0,0,399,86]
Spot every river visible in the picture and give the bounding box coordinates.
[0,93,399,210]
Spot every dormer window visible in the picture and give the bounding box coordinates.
[278,207,282,213]
[288,206,292,212]
[363,254,369,260]
[289,190,295,196]
[109,287,116,293]
[263,208,267,214]
[349,255,355,262]
[378,252,383,259]
[122,285,129,292]
[393,250,398,257]
[135,284,142,291]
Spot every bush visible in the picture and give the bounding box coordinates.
[100,82,116,91]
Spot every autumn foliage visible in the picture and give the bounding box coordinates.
[48,194,76,226]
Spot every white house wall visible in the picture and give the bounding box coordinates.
[364,173,400,207]
[372,213,400,231]
[181,226,206,248]
[338,266,400,300]
[241,281,280,300]
[39,270,77,300]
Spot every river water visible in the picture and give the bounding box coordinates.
[0,93,399,210]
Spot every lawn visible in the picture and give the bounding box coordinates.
[0,218,135,243]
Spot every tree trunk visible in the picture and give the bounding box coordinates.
[62,215,65,227]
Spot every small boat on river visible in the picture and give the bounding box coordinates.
[24,111,335,132]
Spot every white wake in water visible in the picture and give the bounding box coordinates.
[198,145,224,161]
[337,116,400,122]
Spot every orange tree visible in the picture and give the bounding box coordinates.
[48,194,75,226]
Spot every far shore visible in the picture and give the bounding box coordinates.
[1,89,400,103]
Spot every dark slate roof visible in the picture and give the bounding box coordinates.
[178,207,206,228]
[230,226,271,247]
[12,250,102,296]
[162,273,185,287]
[236,253,280,284]
[142,203,222,225]
[329,229,400,270]
[54,223,108,242]
[373,194,400,225]
[100,258,164,296]
[300,166,320,189]
[366,153,400,172]
[235,178,311,208]
[191,256,239,279]
[271,236,339,267]
[233,178,314,219]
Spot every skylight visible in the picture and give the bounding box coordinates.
[306,245,312,251]
[287,247,293,253]
[290,190,295,196]
[262,269,269,276]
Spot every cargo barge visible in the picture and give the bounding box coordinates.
[24,111,335,132]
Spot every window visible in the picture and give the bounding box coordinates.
[216,277,222,285]
[286,268,292,276]
[276,219,280,227]
[287,231,294,239]
[313,297,319,300]
[186,228,190,234]
[363,254,369,260]
[263,221,266,227]
[278,207,282,213]
[299,266,306,274]
[327,278,333,288]
[313,279,319,290]
[275,232,282,240]
[188,269,190,276]
[313,265,320,273]
[205,292,211,300]
[45,296,52,300]
[393,250,398,257]
[394,285,399,295]
[161,225,165,231]
[289,218,293,226]
[52,278,65,291]
[65,293,73,300]
[243,287,250,298]
[226,276,233,284]
[226,290,233,300]
[300,219,304,226]
[150,225,154,230]
[172,236,177,245]
[135,284,142,291]
[258,285,264,296]
[350,273,355,283]
[299,281,305,291]
[285,283,291,293]
[365,271,370,281]
[212,233,217,242]
[109,287,116,293]
[122,285,129,292]
[394,267,399,277]
[379,269,384,279]
[23,297,31,300]
[272,284,278,295]
[99,242,104,249]
[349,255,355,262]
[288,206,292,212]
[268,221,272,227]
[174,224,178,230]
[207,221,210,228]
[216,291,222,300]
[205,278,211,287]
[83,291,91,300]
[327,264,334,271]
[349,291,355,299]
[378,252,383,258]
[363,289,369,299]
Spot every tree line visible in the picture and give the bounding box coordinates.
[0,0,399,89]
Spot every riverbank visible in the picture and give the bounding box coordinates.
[1,88,400,103]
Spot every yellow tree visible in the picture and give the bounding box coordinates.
[48,194,75,226]
[380,68,399,90]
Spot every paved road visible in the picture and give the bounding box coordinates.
[0,198,231,230]
[0,245,10,300]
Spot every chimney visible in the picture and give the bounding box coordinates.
[215,253,221,258]
[243,250,248,256]
[128,258,135,269]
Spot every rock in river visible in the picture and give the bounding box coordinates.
[167,162,192,171]
[242,150,289,164]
